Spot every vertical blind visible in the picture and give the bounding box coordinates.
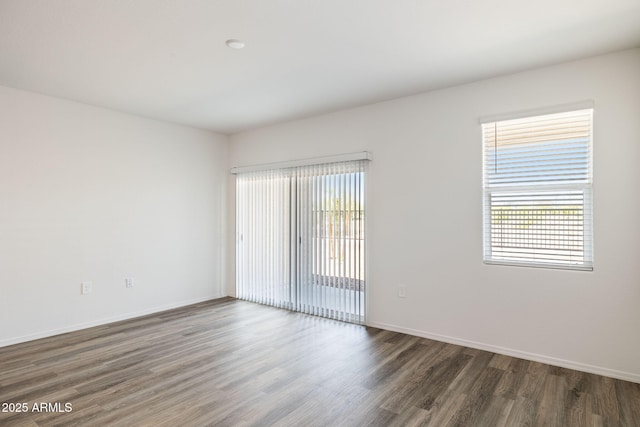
[482,108,593,269]
[236,160,366,323]
[236,169,292,309]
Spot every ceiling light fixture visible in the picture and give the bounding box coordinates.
[225,39,245,50]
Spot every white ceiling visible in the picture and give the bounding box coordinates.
[1,1,639,134]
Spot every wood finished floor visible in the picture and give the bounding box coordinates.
[1,298,639,427]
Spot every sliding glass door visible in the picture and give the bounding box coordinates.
[236,160,366,323]
[236,169,293,309]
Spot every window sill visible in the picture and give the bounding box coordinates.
[483,260,593,271]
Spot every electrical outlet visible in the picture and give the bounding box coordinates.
[125,278,134,288]
[81,281,93,295]
[398,284,406,298]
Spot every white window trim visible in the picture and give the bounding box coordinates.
[479,100,594,124]
[481,105,594,271]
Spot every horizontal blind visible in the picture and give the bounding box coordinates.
[482,109,593,269]
[488,190,589,265]
[483,109,591,186]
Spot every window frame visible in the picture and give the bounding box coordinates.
[481,104,594,271]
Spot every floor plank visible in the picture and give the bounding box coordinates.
[1,297,639,426]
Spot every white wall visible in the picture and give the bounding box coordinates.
[229,49,640,382]
[0,86,229,346]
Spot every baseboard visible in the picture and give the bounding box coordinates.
[366,320,640,384]
[0,294,224,348]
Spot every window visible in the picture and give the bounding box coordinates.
[482,107,593,270]
[235,158,367,323]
